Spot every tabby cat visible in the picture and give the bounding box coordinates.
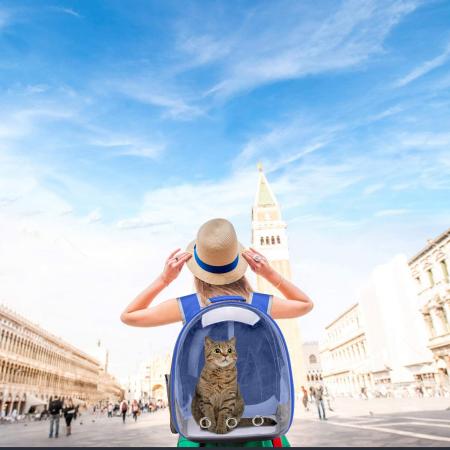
[191,336,275,434]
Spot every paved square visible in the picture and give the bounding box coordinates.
[0,398,449,447]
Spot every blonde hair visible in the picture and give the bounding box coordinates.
[194,276,253,305]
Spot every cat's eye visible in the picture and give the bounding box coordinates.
[228,348,232,353]
[215,348,220,353]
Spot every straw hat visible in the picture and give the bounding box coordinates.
[185,218,248,285]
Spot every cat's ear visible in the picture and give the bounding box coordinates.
[205,336,214,347]
[229,336,236,346]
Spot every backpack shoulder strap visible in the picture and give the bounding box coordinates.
[249,292,273,315]
[177,293,202,324]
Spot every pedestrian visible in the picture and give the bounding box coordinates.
[301,386,309,412]
[120,218,314,447]
[120,399,128,423]
[361,386,368,400]
[11,408,18,422]
[309,386,314,403]
[63,398,76,436]
[107,403,113,418]
[323,385,334,412]
[48,396,63,438]
[312,384,327,420]
[131,400,139,422]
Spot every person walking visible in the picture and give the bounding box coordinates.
[131,400,139,422]
[107,403,113,418]
[312,384,327,420]
[63,399,76,436]
[48,396,63,438]
[120,218,314,447]
[120,400,128,424]
[301,386,309,412]
[323,385,334,412]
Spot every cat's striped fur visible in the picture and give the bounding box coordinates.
[192,336,275,434]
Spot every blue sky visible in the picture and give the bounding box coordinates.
[1,0,450,379]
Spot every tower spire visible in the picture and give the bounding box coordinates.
[255,164,278,209]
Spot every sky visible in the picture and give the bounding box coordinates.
[0,0,450,381]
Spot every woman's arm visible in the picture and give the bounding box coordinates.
[120,248,192,327]
[242,247,313,319]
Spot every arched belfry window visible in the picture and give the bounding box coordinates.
[260,237,264,245]
[271,236,275,244]
[266,237,270,245]
[309,354,317,364]
[277,236,281,244]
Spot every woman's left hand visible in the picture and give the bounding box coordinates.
[242,247,275,280]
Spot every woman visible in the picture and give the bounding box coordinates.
[131,400,140,422]
[301,386,309,412]
[121,218,314,447]
[120,399,128,424]
[63,398,76,437]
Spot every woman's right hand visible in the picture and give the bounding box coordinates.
[160,248,192,285]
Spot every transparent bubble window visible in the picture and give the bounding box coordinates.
[171,304,293,442]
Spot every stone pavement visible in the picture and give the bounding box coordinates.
[0,398,449,447]
[0,409,178,447]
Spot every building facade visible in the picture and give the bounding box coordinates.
[124,353,171,405]
[148,353,171,403]
[0,305,123,416]
[319,304,373,396]
[320,255,437,398]
[251,164,306,389]
[409,228,450,391]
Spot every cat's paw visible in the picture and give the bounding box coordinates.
[215,421,229,434]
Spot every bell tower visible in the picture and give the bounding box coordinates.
[251,163,306,392]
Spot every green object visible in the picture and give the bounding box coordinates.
[177,435,291,447]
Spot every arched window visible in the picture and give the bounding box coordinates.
[271,236,275,244]
[260,237,264,245]
[277,236,281,244]
[309,354,317,364]
[266,236,270,245]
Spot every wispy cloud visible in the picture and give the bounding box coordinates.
[363,183,384,196]
[88,134,164,159]
[116,218,171,230]
[52,7,82,18]
[0,106,75,140]
[0,9,10,29]
[374,208,409,217]
[105,78,204,120]
[395,42,450,87]
[84,209,102,224]
[178,0,422,99]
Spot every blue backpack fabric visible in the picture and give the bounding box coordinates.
[168,292,295,444]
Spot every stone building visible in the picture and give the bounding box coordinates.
[319,303,372,396]
[409,228,450,391]
[251,164,306,389]
[148,353,171,403]
[124,353,171,404]
[320,255,436,397]
[0,305,123,416]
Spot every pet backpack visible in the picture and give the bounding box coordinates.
[167,293,294,444]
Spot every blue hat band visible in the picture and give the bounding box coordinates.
[194,244,239,274]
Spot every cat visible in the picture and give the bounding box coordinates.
[191,336,275,434]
